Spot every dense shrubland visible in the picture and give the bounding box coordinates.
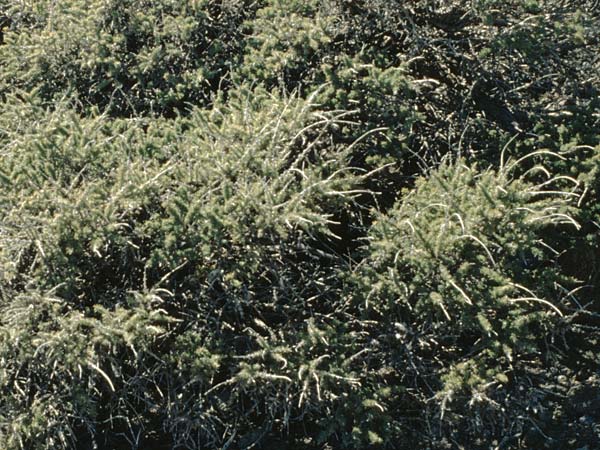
[1,1,599,449]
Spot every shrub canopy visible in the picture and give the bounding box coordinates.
[1,1,599,449]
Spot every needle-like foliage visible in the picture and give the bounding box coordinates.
[1,0,599,449]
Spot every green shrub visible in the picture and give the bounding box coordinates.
[0,0,258,116]
[1,1,599,449]
[351,157,586,447]
[236,0,332,90]
[0,86,379,449]
[237,1,423,208]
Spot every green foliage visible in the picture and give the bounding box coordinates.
[346,159,588,447]
[365,159,577,337]
[237,0,332,89]
[0,86,377,448]
[237,1,424,206]
[1,1,599,449]
[0,0,258,115]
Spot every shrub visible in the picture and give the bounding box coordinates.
[0,86,380,449]
[0,0,258,116]
[1,1,599,449]
[351,157,591,447]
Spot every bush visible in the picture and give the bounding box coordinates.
[0,0,258,116]
[0,86,381,449]
[352,158,586,447]
[1,1,599,449]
